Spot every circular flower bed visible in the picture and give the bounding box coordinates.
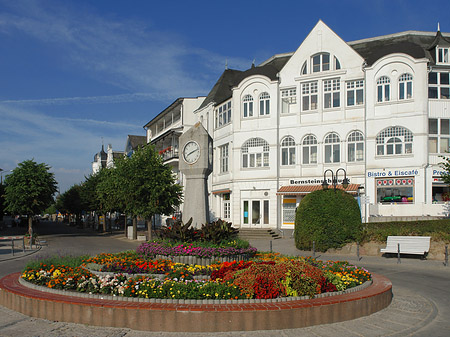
[21,247,371,301]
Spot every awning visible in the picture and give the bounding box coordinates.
[212,189,231,195]
[277,184,360,195]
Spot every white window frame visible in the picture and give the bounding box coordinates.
[219,144,229,173]
[429,118,450,153]
[312,52,330,73]
[429,72,450,99]
[215,101,232,128]
[346,80,364,106]
[347,131,364,162]
[242,137,270,168]
[377,76,391,102]
[437,47,450,64]
[223,193,231,220]
[302,135,318,165]
[324,133,340,163]
[376,126,413,156]
[259,92,270,116]
[301,81,318,111]
[281,88,297,114]
[243,95,254,118]
[281,136,296,166]
[323,79,340,109]
[399,73,413,100]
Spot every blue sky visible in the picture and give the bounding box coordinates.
[0,0,448,192]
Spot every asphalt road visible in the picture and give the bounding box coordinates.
[0,221,449,336]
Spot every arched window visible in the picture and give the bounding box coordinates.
[281,136,296,166]
[259,92,270,116]
[399,73,413,100]
[347,131,364,162]
[376,126,413,156]
[242,137,269,168]
[243,95,254,118]
[301,61,307,75]
[324,133,340,163]
[302,135,318,164]
[377,76,390,102]
[312,52,330,73]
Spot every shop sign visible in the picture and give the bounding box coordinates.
[367,169,419,178]
[376,178,414,186]
[289,178,350,185]
[432,169,446,176]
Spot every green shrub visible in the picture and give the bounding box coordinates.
[362,219,450,242]
[294,189,362,252]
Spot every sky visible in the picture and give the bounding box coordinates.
[0,0,449,193]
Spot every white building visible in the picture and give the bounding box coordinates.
[146,20,450,234]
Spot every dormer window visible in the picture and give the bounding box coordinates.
[301,61,307,75]
[312,53,330,72]
[437,47,450,64]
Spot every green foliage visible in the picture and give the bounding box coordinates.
[362,219,450,242]
[4,160,58,217]
[81,173,102,213]
[24,254,88,270]
[439,155,450,185]
[159,218,239,244]
[200,219,239,244]
[294,189,362,252]
[113,145,183,220]
[159,218,200,242]
[57,184,85,223]
[0,183,5,220]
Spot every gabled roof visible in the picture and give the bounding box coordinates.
[198,57,290,110]
[127,135,146,150]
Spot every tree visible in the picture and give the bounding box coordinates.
[4,160,57,240]
[0,183,5,222]
[58,184,85,227]
[114,144,183,240]
[294,189,362,252]
[440,155,450,185]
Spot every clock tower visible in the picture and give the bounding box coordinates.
[179,122,213,228]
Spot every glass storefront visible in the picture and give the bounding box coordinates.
[376,177,414,203]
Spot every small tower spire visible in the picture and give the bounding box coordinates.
[438,22,440,32]
[225,59,228,70]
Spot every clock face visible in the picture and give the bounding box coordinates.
[183,141,200,164]
[208,142,213,165]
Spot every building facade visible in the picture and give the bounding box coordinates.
[146,20,450,233]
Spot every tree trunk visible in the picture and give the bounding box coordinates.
[102,213,107,232]
[133,216,137,240]
[28,216,33,249]
[124,214,128,237]
[147,218,153,242]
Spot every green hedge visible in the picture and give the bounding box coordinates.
[363,219,450,242]
[294,189,363,252]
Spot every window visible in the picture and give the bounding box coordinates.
[377,178,414,203]
[242,137,269,168]
[215,101,231,128]
[348,131,364,162]
[376,126,413,156]
[302,135,318,164]
[282,198,296,224]
[334,56,341,70]
[346,80,364,106]
[312,52,330,72]
[323,79,340,108]
[223,193,231,220]
[281,88,297,114]
[324,133,340,163]
[259,92,270,116]
[219,144,229,173]
[243,95,254,117]
[429,118,450,153]
[377,76,390,102]
[429,72,450,99]
[281,136,296,166]
[301,61,307,75]
[301,81,318,111]
[437,47,450,64]
[399,73,413,100]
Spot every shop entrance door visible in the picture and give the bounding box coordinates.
[242,199,269,228]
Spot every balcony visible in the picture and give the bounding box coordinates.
[159,146,179,162]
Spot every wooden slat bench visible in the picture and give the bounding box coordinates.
[380,236,431,257]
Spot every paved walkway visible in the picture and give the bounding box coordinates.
[0,230,449,336]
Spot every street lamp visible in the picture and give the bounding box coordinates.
[0,169,13,185]
[322,168,350,191]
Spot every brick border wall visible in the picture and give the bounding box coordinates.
[0,272,392,332]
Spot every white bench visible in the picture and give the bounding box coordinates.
[380,236,431,256]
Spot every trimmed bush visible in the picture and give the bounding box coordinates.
[295,189,362,252]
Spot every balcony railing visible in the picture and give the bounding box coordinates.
[159,146,179,161]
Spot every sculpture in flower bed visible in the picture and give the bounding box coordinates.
[158,217,238,244]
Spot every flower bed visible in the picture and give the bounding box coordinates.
[21,250,371,301]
